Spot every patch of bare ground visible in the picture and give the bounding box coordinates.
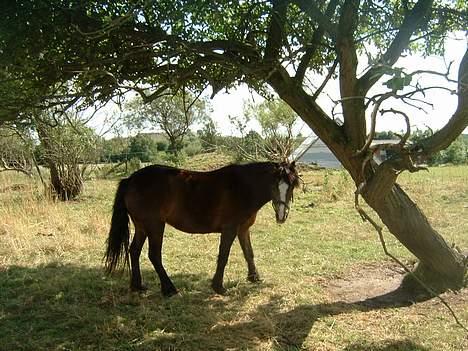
[322,261,468,311]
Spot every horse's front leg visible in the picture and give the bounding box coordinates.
[212,226,237,294]
[238,227,260,283]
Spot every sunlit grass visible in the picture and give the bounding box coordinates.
[0,163,467,350]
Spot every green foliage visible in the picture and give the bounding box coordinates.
[197,119,220,152]
[1,1,464,123]
[128,134,158,163]
[100,137,129,163]
[126,93,210,156]
[438,137,467,165]
[127,157,142,174]
[35,115,101,200]
[37,118,100,167]
[374,131,400,140]
[221,131,264,163]
[245,99,298,138]
[156,140,168,152]
[183,134,203,157]
[383,68,413,91]
[411,130,468,165]
[242,99,300,161]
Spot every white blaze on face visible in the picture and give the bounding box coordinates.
[277,180,289,221]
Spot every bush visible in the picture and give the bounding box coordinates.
[127,157,142,174]
[128,134,158,162]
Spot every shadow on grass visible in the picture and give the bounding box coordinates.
[0,263,433,351]
[343,340,430,351]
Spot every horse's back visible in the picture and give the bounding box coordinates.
[124,165,176,221]
[123,164,250,233]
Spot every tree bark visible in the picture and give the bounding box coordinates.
[48,161,83,201]
[364,182,466,291]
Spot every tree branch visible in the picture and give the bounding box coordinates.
[337,0,365,150]
[358,0,434,93]
[267,65,346,155]
[381,108,412,145]
[291,0,337,40]
[264,0,288,64]
[312,59,339,101]
[295,0,339,84]
[413,48,468,156]
[355,92,394,157]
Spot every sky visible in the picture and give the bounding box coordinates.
[209,32,467,136]
[92,32,467,138]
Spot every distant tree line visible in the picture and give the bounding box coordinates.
[1,94,466,203]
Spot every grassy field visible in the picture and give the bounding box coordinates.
[0,160,467,351]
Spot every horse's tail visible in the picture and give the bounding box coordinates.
[104,178,130,274]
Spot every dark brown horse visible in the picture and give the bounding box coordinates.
[104,161,299,296]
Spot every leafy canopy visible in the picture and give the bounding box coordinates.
[1,0,466,122]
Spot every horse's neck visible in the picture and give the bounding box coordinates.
[246,164,275,208]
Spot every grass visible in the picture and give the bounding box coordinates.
[0,162,467,351]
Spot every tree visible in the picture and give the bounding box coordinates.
[197,119,220,152]
[36,112,100,200]
[0,125,35,177]
[126,93,209,157]
[101,136,130,163]
[245,99,300,160]
[1,1,467,290]
[127,134,158,162]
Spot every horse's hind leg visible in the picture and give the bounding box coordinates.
[129,222,147,291]
[212,226,237,294]
[238,227,260,283]
[146,221,178,297]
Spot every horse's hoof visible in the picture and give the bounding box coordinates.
[130,284,148,292]
[162,287,178,297]
[247,273,261,283]
[212,284,227,295]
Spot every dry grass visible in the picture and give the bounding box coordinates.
[0,161,467,351]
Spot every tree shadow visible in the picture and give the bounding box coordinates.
[0,263,445,350]
[343,340,430,351]
[0,262,271,350]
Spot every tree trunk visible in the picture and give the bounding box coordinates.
[268,69,466,292]
[350,154,466,291]
[36,121,84,201]
[48,161,83,201]
[364,182,466,291]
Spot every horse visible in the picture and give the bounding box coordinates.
[104,161,299,296]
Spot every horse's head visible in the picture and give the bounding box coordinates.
[271,161,300,224]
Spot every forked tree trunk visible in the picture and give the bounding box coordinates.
[364,182,466,291]
[268,69,466,292]
[340,144,465,291]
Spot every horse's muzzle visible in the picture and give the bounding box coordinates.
[273,201,289,224]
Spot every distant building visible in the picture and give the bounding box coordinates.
[291,135,400,168]
[291,135,341,168]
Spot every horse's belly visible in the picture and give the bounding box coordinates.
[166,211,225,234]
[168,218,221,234]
